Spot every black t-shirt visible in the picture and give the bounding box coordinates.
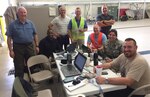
[39,36,62,58]
[97,14,114,37]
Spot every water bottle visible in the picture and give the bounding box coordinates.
[67,53,72,65]
[93,53,98,66]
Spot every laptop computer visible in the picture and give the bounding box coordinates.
[61,52,87,77]
[81,44,91,53]
[66,43,76,53]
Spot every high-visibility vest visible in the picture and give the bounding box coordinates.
[90,32,103,49]
[71,17,85,40]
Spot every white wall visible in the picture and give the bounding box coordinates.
[0,0,9,16]
[0,0,17,16]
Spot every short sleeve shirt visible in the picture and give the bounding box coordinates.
[111,53,150,89]
[6,19,37,43]
[96,14,114,34]
[51,15,70,35]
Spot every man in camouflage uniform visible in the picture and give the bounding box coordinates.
[104,29,123,62]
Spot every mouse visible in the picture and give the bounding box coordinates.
[72,79,81,85]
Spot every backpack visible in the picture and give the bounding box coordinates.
[12,77,37,97]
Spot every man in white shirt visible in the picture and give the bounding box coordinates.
[51,5,70,50]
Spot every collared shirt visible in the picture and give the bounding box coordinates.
[6,19,37,43]
[68,17,88,30]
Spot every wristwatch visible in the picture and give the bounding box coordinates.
[105,77,109,84]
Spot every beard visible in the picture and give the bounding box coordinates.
[124,52,132,58]
[124,51,136,58]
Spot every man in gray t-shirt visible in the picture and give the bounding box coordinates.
[96,38,150,97]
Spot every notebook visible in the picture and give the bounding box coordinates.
[61,52,87,77]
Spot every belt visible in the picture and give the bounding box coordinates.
[14,42,32,46]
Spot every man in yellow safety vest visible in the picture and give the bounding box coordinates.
[68,7,88,49]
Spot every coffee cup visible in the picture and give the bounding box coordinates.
[95,65,102,76]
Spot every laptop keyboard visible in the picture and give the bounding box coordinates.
[61,65,80,77]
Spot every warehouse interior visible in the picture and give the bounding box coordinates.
[0,0,150,97]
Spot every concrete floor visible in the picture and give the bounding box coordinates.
[0,19,150,97]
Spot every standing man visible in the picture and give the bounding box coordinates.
[87,24,107,53]
[6,6,39,78]
[96,38,150,97]
[51,5,70,50]
[96,4,115,38]
[68,7,88,49]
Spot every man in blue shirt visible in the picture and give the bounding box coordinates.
[6,6,39,78]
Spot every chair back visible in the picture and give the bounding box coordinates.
[27,55,49,68]
[27,55,53,83]
[128,84,150,97]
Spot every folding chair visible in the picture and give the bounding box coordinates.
[27,55,53,83]
[128,84,150,97]
[12,77,53,97]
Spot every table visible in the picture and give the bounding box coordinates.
[53,53,126,97]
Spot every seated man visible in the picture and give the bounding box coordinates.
[104,29,123,62]
[87,24,107,58]
[96,38,150,97]
[39,24,62,58]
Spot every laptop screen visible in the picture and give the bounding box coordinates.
[74,52,87,72]
[66,43,76,53]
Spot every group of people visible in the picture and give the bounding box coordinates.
[87,25,123,62]
[6,4,150,97]
[40,5,120,62]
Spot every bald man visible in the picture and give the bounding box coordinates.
[6,6,39,78]
[96,4,115,38]
[51,5,70,50]
[87,24,107,53]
